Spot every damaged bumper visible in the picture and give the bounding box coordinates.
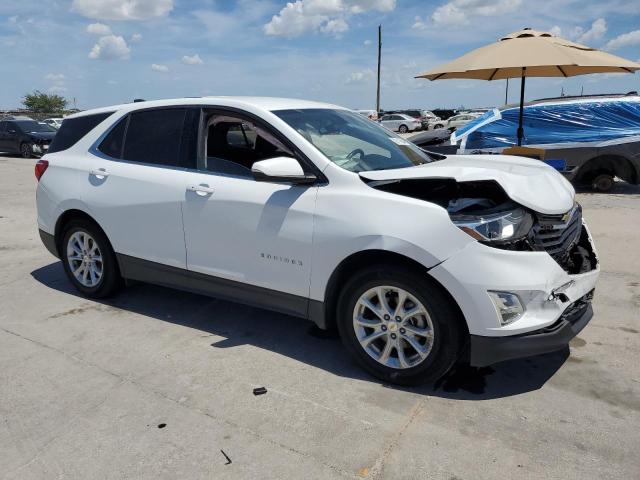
[429,221,599,365]
[469,291,593,366]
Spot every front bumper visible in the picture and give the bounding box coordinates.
[429,221,599,363]
[469,291,593,366]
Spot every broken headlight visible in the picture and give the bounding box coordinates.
[450,208,533,242]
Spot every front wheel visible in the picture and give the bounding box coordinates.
[61,220,122,298]
[337,265,464,385]
[20,142,32,158]
[398,124,408,134]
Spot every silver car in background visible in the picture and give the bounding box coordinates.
[379,113,422,133]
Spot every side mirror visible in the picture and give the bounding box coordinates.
[251,157,316,185]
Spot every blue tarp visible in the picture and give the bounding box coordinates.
[456,98,640,150]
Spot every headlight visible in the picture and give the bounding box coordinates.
[451,208,533,242]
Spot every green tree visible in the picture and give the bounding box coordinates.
[22,90,68,113]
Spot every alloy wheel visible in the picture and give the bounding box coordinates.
[66,231,103,288]
[21,143,31,158]
[352,286,435,369]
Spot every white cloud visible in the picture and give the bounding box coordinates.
[45,73,67,94]
[72,0,173,21]
[363,39,371,45]
[549,25,562,37]
[576,18,606,44]
[264,0,395,37]
[86,22,112,35]
[604,29,640,51]
[45,73,65,82]
[151,63,169,72]
[181,54,203,65]
[130,33,142,42]
[412,15,426,30]
[88,35,130,60]
[321,17,348,35]
[431,0,521,26]
[346,68,374,84]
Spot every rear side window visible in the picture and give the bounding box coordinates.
[48,112,113,153]
[122,108,187,166]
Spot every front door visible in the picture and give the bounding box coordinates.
[181,112,317,311]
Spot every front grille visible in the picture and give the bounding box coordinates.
[530,204,582,264]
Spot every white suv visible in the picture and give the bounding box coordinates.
[35,97,599,385]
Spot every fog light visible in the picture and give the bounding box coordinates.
[488,291,525,326]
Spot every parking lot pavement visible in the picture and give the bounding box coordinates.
[1,154,639,480]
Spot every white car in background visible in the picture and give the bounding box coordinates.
[446,113,482,130]
[356,110,378,120]
[42,118,64,129]
[35,97,599,385]
[379,113,422,133]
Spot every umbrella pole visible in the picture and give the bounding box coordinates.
[517,67,526,146]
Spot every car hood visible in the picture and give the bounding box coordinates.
[359,154,575,215]
[28,132,56,141]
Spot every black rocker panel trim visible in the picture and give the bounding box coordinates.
[116,253,312,320]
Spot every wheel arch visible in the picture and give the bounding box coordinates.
[54,209,111,257]
[576,154,639,185]
[316,249,468,336]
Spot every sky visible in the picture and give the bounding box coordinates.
[1,0,639,111]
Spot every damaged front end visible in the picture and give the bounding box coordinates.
[366,177,598,274]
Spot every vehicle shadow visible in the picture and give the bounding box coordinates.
[32,261,568,401]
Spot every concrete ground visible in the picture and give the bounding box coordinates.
[1,154,638,479]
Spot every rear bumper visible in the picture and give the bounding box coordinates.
[39,228,59,258]
[469,292,593,366]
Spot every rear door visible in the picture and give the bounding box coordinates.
[83,107,199,269]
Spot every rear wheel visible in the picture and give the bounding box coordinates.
[434,123,444,129]
[398,124,408,134]
[337,265,464,385]
[61,220,122,298]
[20,142,32,158]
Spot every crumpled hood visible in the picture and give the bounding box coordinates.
[360,154,575,215]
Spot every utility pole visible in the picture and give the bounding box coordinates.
[504,78,509,105]
[376,24,381,116]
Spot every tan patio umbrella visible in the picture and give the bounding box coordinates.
[416,28,640,145]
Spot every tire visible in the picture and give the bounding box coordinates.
[60,219,122,298]
[20,142,32,159]
[337,265,464,386]
[398,124,408,134]
[434,124,444,129]
[591,173,614,192]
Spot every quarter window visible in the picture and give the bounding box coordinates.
[48,112,113,153]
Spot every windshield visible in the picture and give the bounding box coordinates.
[274,108,432,172]
[16,121,56,133]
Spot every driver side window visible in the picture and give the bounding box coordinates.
[204,113,294,178]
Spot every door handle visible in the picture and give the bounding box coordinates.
[187,184,215,196]
[89,168,109,179]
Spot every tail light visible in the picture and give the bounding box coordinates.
[35,159,49,181]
